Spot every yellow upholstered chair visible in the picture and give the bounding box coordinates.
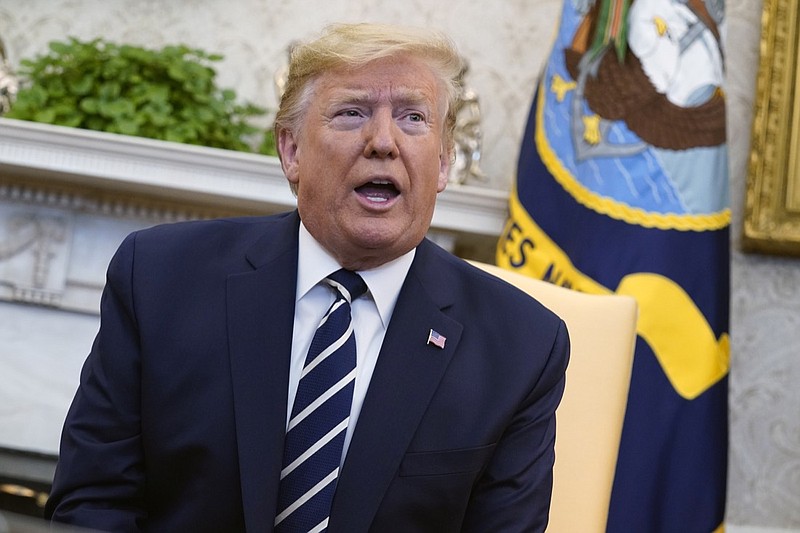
[470,261,638,533]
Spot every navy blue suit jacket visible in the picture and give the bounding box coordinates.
[46,211,569,532]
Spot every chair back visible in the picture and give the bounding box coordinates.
[470,261,638,533]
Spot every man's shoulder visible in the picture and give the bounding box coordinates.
[417,239,559,321]
[136,211,295,242]
[116,210,299,266]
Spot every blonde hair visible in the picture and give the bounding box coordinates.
[274,23,464,158]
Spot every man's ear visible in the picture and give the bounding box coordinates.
[437,148,451,193]
[278,128,300,186]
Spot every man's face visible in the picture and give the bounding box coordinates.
[278,54,450,270]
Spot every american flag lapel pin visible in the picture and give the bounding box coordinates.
[427,329,446,349]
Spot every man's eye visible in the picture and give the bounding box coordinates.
[339,109,361,117]
[408,112,425,122]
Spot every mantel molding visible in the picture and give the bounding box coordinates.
[0,117,509,238]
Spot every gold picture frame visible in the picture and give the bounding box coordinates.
[744,0,800,256]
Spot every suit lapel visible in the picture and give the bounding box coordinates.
[226,212,300,533]
[329,240,464,533]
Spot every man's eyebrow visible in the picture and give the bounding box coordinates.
[327,88,432,107]
[392,89,433,107]
[327,90,373,106]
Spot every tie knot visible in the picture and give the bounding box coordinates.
[326,268,367,302]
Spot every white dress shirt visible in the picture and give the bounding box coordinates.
[287,223,415,462]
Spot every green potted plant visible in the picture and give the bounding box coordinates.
[6,37,276,155]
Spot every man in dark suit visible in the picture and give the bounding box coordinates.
[45,23,569,532]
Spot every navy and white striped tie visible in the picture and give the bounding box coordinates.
[275,269,367,533]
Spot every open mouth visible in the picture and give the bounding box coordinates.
[355,179,400,203]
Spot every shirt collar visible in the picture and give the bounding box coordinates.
[296,222,415,328]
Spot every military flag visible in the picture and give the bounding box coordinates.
[497,0,729,530]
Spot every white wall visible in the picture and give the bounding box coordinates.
[725,1,800,528]
[0,0,798,529]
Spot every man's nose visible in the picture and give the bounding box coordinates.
[363,110,399,159]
